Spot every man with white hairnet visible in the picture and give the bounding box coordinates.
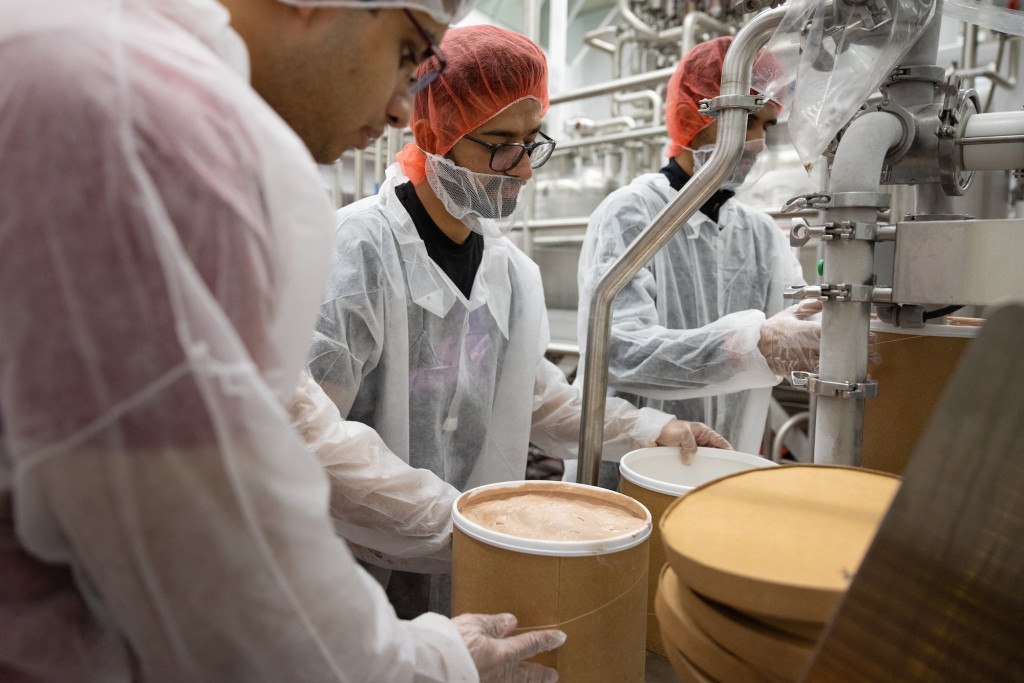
[575,36,822,457]
[0,0,567,680]
[307,24,731,619]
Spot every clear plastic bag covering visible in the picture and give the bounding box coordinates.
[276,0,475,25]
[754,0,937,167]
[0,1,476,680]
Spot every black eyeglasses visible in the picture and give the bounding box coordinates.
[404,9,447,95]
[462,131,557,173]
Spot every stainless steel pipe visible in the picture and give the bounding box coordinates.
[576,6,787,485]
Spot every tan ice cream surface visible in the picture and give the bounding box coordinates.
[460,487,647,541]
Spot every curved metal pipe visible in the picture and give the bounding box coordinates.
[682,11,733,55]
[613,89,663,126]
[618,0,659,42]
[576,6,787,486]
[549,67,675,106]
[771,412,809,463]
[584,25,618,54]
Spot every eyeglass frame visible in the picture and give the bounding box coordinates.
[403,9,447,95]
[460,131,557,173]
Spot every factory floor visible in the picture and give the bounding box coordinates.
[646,651,679,682]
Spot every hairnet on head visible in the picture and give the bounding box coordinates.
[665,35,781,157]
[274,0,474,25]
[396,25,548,183]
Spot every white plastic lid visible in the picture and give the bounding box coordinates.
[619,447,777,497]
[452,480,652,557]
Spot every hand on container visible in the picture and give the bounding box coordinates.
[758,300,822,377]
[656,419,732,465]
[452,612,565,683]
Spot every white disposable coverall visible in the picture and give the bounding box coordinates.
[309,167,673,496]
[0,1,475,681]
[577,172,806,454]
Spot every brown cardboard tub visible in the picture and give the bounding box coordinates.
[452,480,652,683]
[655,564,774,683]
[619,446,777,656]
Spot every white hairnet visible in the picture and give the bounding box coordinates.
[275,0,475,25]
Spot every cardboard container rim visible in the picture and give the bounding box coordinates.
[619,446,777,496]
[452,480,652,557]
[870,318,981,338]
[658,465,901,622]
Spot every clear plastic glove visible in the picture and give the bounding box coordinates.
[655,420,732,465]
[758,300,823,377]
[452,613,566,683]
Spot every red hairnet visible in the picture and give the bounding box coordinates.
[397,25,549,183]
[665,36,780,157]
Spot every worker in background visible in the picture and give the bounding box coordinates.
[0,0,566,680]
[306,24,731,620]
[575,36,822,457]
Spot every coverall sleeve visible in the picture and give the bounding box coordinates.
[306,214,390,418]
[0,39,475,682]
[580,189,777,401]
[529,358,674,462]
[290,371,456,572]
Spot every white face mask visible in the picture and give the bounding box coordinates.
[423,151,533,239]
[690,138,766,190]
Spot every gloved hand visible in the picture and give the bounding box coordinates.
[758,300,822,377]
[656,420,732,465]
[452,613,565,683]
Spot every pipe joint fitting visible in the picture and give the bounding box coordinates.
[698,94,765,118]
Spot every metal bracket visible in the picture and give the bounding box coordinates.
[782,192,891,214]
[698,94,765,117]
[791,372,879,399]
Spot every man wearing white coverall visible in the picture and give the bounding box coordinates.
[307,25,731,619]
[576,36,822,455]
[0,0,566,680]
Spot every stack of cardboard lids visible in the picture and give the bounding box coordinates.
[654,465,901,682]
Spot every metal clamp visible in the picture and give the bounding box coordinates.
[785,285,824,301]
[791,372,879,399]
[781,192,891,214]
[782,193,832,213]
[698,94,765,117]
[784,283,879,302]
[793,220,881,243]
[885,65,947,86]
[937,83,980,196]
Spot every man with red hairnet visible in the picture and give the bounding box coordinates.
[307,24,729,619]
[576,36,821,456]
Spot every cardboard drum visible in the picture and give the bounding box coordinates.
[618,446,776,655]
[452,480,652,683]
